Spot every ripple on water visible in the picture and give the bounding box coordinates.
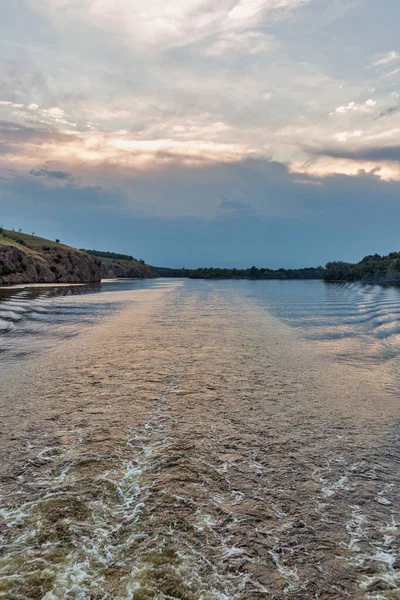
[1,280,400,599]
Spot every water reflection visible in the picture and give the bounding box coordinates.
[225,280,400,365]
[2,279,400,374]
[0,279,170,365]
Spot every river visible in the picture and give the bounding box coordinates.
[0,279,399,599]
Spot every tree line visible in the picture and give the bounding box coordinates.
[81,249,138,262]
[82,249,400,283]
[324,252,400,282]
[153,265,325,280]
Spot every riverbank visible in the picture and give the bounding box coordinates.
[0,230,102,285]
[0,230,158,284]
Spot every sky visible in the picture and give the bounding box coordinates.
[0,0,399,268]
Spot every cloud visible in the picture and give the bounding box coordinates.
[293,134,400,181]
[3,154,400,235]
[2,0,400,269]
[334,130,363,142]
[384,68,400,79]
[316,145,400,163]
[0,101,24,108]
[34,107,77,127]
[0,117,256,179]
[375,105,400,119]
[0,120,76,148]
[228,0,309,21]
[29,168,73,180]
[0,0,399,198]
[0,156,324,222]
[204,30,274,56]
[332,99,376,114]
[290,157,400,182]
[31,0,310,53]
[372,51,400,67]
[0,98,77,129]
[219,198,255,215]
[293,178,321,186]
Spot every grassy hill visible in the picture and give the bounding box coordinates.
[0,228,102,285]
[0,229,75,251]
[81,249,158,279]
[0,231,159,284]
[0,228,85,266]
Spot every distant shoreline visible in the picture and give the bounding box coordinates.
[2,228,400,286]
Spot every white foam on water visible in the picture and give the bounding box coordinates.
[313,458,352,500]
[342,505,400,598]
[345,506,368,554]
[381,517,398,534]
[222,545,245,557]
[268,549,299,591]
[376,496,393,506]
[360,571,400,592]
[230,490,245,503]
[373,550,396,568]
[322,474,349,498]
[0,372,252,599]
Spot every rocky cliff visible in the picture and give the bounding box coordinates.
[0,233,102,285]
[101,258,158,279]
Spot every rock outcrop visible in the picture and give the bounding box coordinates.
[0,243,102,285]
[101,259,158,279]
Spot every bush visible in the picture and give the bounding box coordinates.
[0,266,17,276]
[81,249,137,261]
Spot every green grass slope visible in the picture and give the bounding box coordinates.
[0,229,82,252]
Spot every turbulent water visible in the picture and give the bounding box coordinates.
[0,278,399,599]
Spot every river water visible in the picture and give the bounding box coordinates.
[0,279,399,599]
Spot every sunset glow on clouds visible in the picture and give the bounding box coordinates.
[1,0,399,184]
[0,0,399,265]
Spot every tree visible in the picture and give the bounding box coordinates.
[390,259,400,273]
[55,239,60,244]
[249,265,261,279]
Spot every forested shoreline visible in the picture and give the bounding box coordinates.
[3,228,400,284]
[156,252,400,283]
[324,252,400,283]
[154,265,325,279]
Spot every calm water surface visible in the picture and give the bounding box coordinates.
[0,279,399,599]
